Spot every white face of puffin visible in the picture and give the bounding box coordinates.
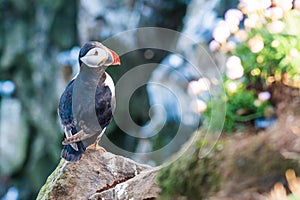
[80,47,109,68]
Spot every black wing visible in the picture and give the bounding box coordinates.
[95,83,114,129]
[58,80,75,128]
[58,79,86,161]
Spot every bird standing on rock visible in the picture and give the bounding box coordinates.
[58,41,120,162]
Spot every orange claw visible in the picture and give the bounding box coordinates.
[87,142,107,152]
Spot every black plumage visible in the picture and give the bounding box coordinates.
[58,41,120,162]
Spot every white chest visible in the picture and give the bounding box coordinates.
[104,72,115,97]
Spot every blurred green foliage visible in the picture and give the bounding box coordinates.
[207,3,300,132]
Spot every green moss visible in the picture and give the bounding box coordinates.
[288,195,300,200]
[36,159,66,200]
[157,139,223,199]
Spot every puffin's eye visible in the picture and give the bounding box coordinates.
[94,50,98,55]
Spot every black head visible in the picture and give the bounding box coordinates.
[78,41,120,68]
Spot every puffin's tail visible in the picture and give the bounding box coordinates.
[61,141,86,162]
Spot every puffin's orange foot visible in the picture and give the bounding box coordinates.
[87,143,106,152]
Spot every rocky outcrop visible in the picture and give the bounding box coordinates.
[37,150,161,200]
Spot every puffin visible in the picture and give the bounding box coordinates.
[58,41,120,162]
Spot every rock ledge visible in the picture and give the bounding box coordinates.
[37,150,161,200]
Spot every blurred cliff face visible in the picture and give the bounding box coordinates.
[0,0,77,199]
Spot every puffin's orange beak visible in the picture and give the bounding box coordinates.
[109,49,121,66]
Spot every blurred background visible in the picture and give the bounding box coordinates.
[1,0,300,199]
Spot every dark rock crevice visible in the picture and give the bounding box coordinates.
[95,176,134,194]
